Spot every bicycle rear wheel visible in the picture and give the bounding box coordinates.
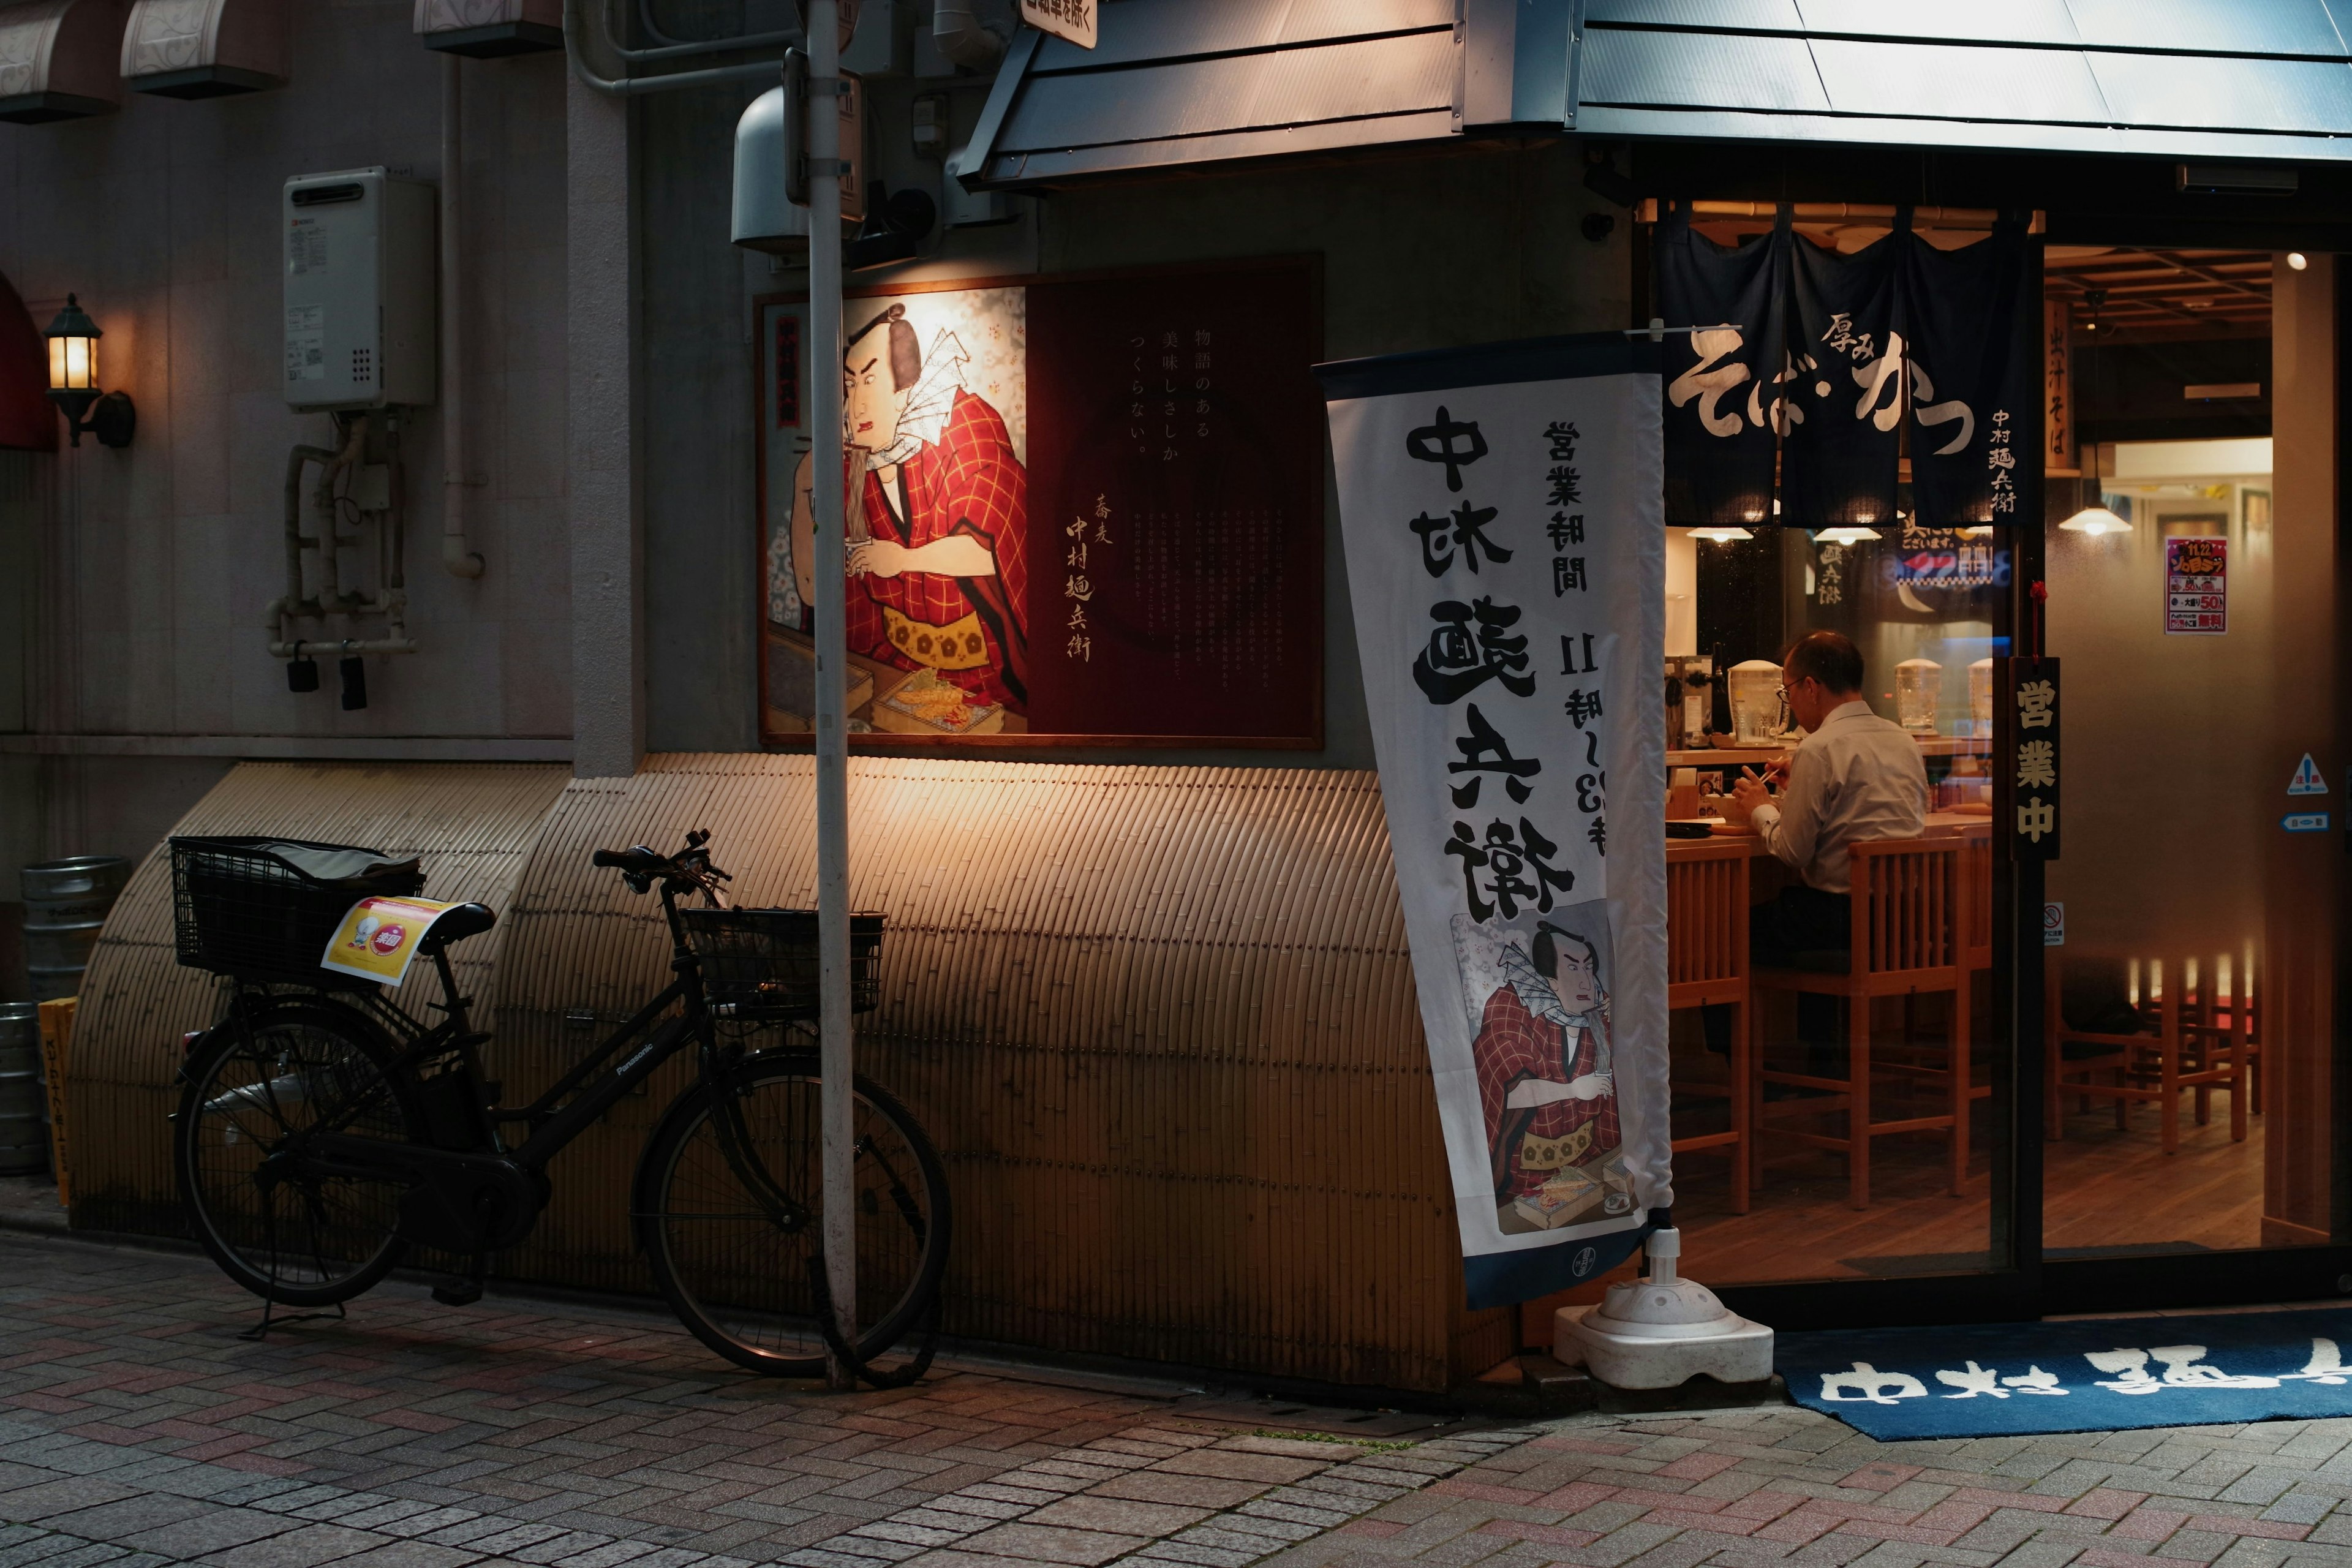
[636,1050,950,1376]
[175,998,421,1308]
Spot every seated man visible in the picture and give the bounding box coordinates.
[1705,630,1928,1058]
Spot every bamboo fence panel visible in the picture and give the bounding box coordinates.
[492,755,1491,1390]
[65,753,1504,1390]
[69,763,569,1238]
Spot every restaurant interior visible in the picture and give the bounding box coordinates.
[1650,213,2328,1289]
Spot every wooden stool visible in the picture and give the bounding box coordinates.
[1753,837,1972,1209]
[1666,839,1750,1214]
[2046,953,2250,1152]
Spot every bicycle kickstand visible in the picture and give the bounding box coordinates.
[432,1252,488,1308]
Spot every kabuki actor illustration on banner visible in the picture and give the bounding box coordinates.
[797,295,1032,722]
[1317,334,1669,1310]
[757,262,1324,745]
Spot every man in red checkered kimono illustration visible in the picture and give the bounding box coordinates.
[793,301,1028,714]
[1474,922,1619,1205]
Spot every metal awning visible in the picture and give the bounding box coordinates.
[1578,0,2352,162]
[956,0,1468,189]
[957,0,2352,191]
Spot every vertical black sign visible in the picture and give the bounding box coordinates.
[2005,657,2060,861]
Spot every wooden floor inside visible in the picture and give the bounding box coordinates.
[1669,1084,2270,1285]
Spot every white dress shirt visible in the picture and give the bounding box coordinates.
[1749,699,1929,895]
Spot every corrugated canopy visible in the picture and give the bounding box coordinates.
[1579,0,2352,160]
[958,0,2352,190]
[956,0,1466,187]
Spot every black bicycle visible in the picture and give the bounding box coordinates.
[167,831,949,1381]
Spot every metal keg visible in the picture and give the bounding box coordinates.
[21,855,130,1003]
[0,1005,47,1176]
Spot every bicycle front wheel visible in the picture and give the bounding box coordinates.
[636,1050,951,1376]
[175,997,422,1308]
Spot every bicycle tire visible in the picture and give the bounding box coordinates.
[635,1050,951,1376]
[175,996,423,1308]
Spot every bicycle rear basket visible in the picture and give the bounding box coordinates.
[170,836,426,986]
[678,907,883,1020]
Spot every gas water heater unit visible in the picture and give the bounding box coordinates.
[282,167,435,410]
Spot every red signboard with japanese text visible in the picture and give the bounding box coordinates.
[756,259,1323,746]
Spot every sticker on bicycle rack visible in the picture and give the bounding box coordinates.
[319,895,465,984]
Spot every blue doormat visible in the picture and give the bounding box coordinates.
[1778,1306,2352,1439]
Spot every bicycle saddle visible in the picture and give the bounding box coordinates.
[423,902,497,949]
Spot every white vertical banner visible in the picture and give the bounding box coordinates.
[1317,336,1668,1309]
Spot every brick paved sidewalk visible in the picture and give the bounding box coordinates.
[10,1231,2352,1568]
[1268,1404,2352,1568]
[0,1232,1506,1567]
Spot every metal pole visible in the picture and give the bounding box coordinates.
[805,0,856,1392]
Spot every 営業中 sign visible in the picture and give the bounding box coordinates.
[1318,333,1668,1311]
[2165,535,2227,635]
[2009,658,2060,861]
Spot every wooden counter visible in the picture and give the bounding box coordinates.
[1666,812,1993,859]
[1667,737,1991,770]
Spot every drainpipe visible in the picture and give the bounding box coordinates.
[441,53,485,578]
[565,0,802,95]
[932,0,1008,69]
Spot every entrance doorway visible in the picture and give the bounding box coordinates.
[1647,209,2352,1325]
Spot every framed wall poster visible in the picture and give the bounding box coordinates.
[756,258,1325,747]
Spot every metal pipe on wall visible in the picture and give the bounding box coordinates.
[932,0,1005,67]
[564,0,800,95]
[442,54,485,579]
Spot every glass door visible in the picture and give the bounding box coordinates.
[2038,246,2350,1305]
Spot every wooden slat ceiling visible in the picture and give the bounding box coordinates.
[1679,222,2272,345]
[2046,247,2272,343]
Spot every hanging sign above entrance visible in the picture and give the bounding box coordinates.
[1318,332,1668,1311]
[1653,202,2037,529]
[1020,0,1095,47]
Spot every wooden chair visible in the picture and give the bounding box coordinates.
[2178,951,2261,1121]
[2046,953,2250,1152]
[1752,838,1972,1209]
[1665,839,1750,1214]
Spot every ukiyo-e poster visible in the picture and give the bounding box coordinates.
[1317,334,1670,1310]
[756,260,1324,744]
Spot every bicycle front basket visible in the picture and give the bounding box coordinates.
[678,907,883,1020]
[170,835,426,986]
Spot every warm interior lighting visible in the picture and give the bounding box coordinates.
[1814,526,1882,545]
[2289,251,2310,271]
[44,295,98,392]
[2058,505,2130,536]
[1689,526,1754,543]
[38,293,133,448]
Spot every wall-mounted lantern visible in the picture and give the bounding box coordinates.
[43,295,135,448]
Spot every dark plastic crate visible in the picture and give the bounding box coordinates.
[170,836,426,987]
[678,907,883,1020]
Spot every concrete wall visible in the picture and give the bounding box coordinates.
[0,0,575,880]
[0,3,1632,872]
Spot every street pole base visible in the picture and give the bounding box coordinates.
[1553,1227,1774,1390]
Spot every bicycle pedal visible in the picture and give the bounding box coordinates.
[431,1278,483,1307]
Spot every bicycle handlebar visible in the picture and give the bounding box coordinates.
[593,832,731,905]
[592,846,668,874]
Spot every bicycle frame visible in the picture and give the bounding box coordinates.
[239,878,802,1226]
